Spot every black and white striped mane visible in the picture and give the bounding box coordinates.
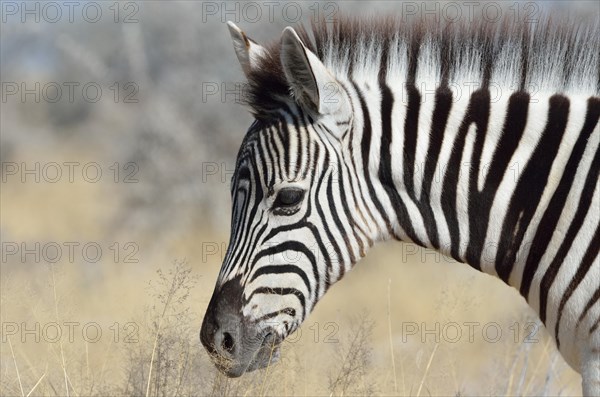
[244,13,600,119]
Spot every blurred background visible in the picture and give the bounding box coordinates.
[1,1,597,395]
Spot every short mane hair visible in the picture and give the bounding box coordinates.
[244,12,600,118]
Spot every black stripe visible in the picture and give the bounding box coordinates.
[516,95,570,290]
[234,221,268,277]
[250,264,311,296]
[247,287,306,320]
[578,286,600,332]
[326,172,355,266]
[336,141,374,247]
[376,80,423,245]
[257,133,273,190]
[228,174,256,272]
[279,120,291,176]
[336,152,367,257]
[465,92,530,268]
[315,149,343,285]
[261,220,332,295]
[340,134,380,232]
[464,88,493,270]
[233,158,267,274]
[441,89,490,262]
[537,98,600,327]
[267,126,284,181]
[339,85,382,235]
[297,113,312,180]
[351,81,395,237]
[256,307,296,322]
[590,317,600,335]
[417,87,454,249]
[402,85,420,201]
[555,223,600,347]
[292,113,303,179]
[251,241,319,301]
[313,121,372,248]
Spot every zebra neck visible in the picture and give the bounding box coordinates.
[355,78,596,288]
[364,83,489,262]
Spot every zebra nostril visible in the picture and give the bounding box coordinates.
[262,332,275,347]
[222,332,235,353]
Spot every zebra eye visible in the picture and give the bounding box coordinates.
[273,188,305,209]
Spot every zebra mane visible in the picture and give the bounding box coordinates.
[243,12,600,118]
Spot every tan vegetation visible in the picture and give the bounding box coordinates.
[1,171,581,395]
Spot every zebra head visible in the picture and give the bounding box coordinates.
[200,23,377,377]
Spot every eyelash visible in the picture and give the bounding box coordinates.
[272,188,305,215]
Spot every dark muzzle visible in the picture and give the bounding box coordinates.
[200,277,281,377]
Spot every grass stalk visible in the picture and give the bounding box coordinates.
[7,331,24,397]
[26,373,46,397]
[145,265,183,397]
[259,339,278,396]
[50,265,69,397]
[523,338,552,394]
[387,279,398,395]
[416,342,439,397]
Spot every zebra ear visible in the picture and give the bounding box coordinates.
[280,27,346,116]
[227,21,266,79]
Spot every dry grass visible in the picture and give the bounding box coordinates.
[0,171,583,396]
[328,312,375,396]
[0,253,583,397]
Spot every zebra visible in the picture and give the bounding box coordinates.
[200,14,600,394]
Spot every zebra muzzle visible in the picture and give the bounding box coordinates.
[200,277,282,377]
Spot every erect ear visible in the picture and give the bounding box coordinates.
[280,27,348,116]
[227,21,266,79]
